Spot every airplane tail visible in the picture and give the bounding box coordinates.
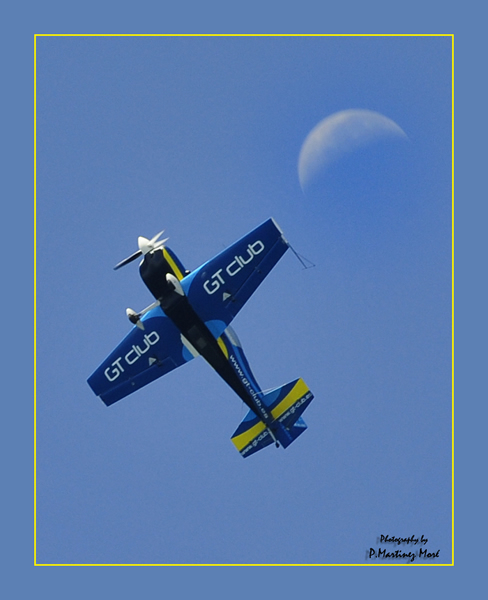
[231,378,314,458]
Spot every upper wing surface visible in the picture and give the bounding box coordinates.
[87,307,195,406]
[181,218,289,337]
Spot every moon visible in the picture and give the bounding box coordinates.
[298,109,408,191]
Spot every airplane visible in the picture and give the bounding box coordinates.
[87,218,314,457]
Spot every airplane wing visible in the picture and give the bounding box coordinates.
[87,306,196,406]
[181,218,289,339]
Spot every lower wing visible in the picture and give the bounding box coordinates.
[87,307,195,406]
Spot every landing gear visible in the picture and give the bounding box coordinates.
[267,427,280,449]
[125,300,161,331]
[126,308,144,330]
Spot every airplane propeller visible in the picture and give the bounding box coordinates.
[114,230,169,270]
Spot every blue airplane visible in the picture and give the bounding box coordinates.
[87,218,314,457]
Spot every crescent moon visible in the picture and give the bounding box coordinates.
[298,109,408,190]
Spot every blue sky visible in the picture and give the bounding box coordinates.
[1,0,485,594]
[34,34,452,566]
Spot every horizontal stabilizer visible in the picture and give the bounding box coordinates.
[231,378,314,457]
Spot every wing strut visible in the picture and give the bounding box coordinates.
[288,242,316,270]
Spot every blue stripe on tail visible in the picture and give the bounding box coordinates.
[231,378,314,457]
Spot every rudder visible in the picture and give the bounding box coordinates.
[231,378,314,457]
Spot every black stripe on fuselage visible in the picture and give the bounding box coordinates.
[139,251,269,422]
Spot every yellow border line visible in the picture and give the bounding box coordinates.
[451,35,455,566]
[34,34,38,566]
[34,33,454,567]
[35,562,453,566]
[35,33,453,37]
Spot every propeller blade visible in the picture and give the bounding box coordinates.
[151,237,169,251]
[138,233,169,255]
[113,249,142,270]
[138,236,152,255]
[149,230,165,245]
[114,229,168,270]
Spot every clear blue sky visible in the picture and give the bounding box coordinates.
[3,0,485,594]
[34,34,452,566]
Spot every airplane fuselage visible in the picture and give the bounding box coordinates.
[139,250,273,425]
[88,218,314,457]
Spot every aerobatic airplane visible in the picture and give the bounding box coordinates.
[87,218,314,457]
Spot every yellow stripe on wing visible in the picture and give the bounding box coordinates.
[231,379,310,452]
[271,379,309,420]
[231,420,266,452]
